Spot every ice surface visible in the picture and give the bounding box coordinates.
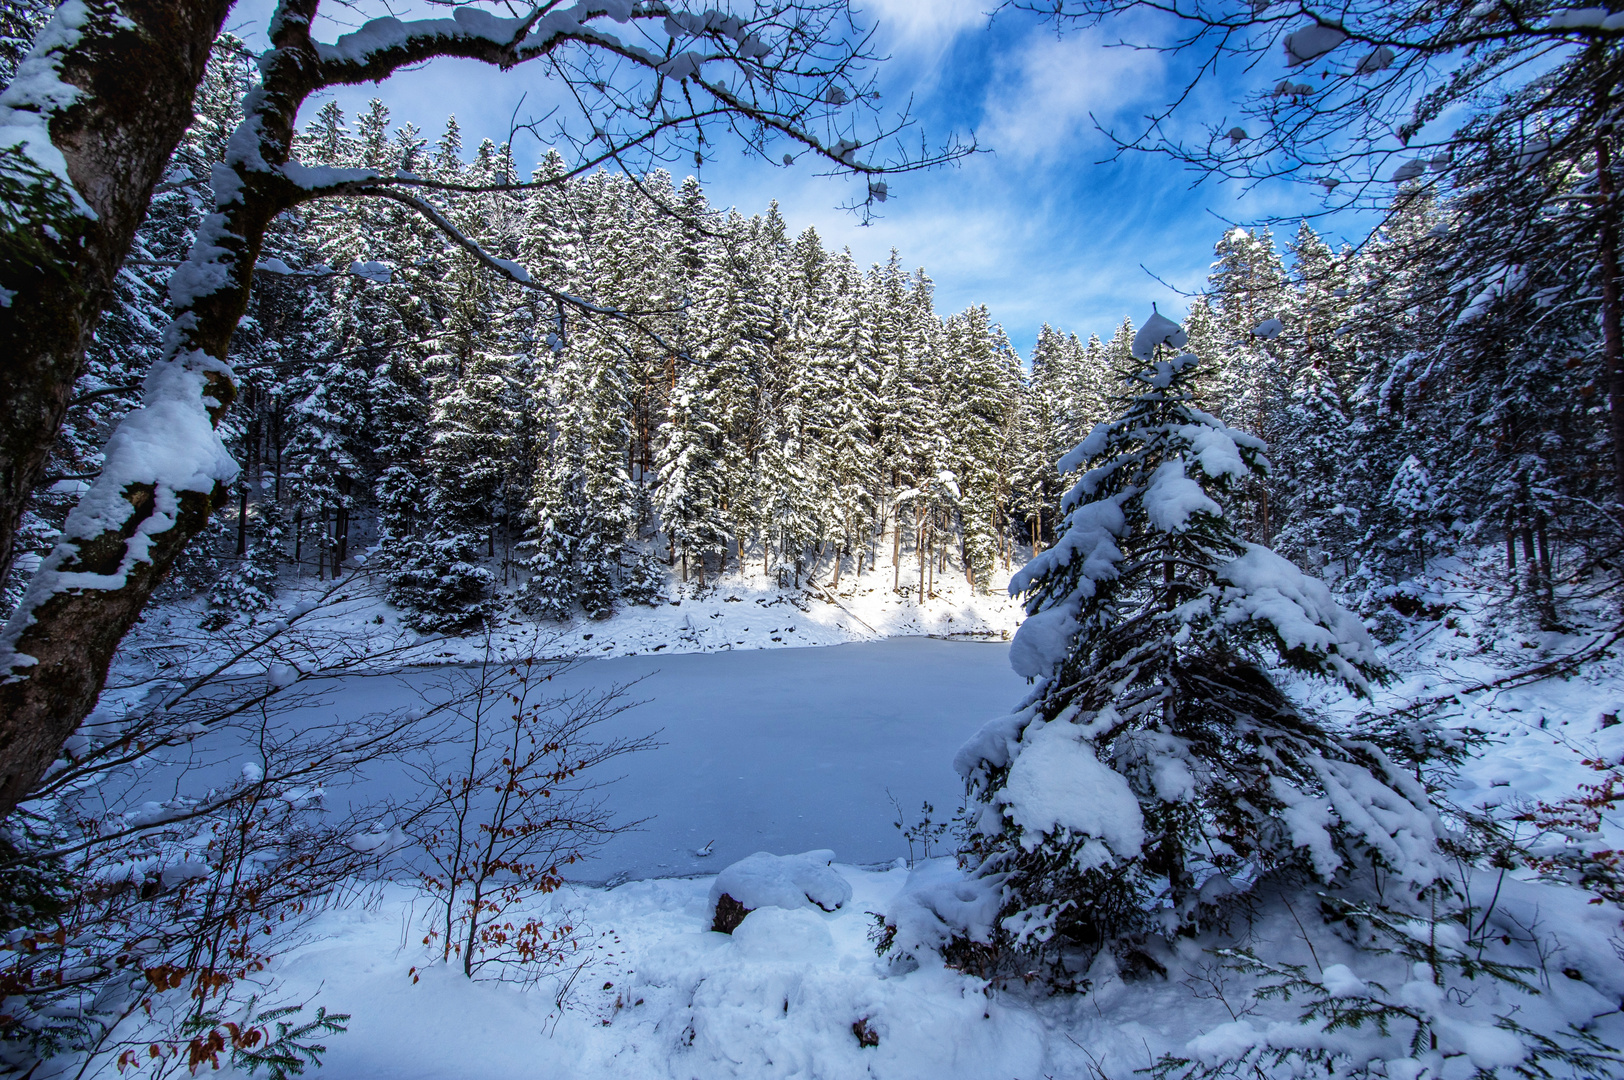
[112,555,1624,1080]
[127,638,1026,882]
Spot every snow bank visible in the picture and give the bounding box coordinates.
[708,850,852,918]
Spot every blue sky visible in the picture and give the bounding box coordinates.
[229,1,1348,356]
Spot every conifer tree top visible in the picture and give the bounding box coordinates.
[1008,326,1385,698]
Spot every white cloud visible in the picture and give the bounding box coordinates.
[977,30,1163,164]
[856,0,989,51]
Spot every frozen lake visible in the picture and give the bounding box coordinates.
[177,638,1028,883]
[572,637,1027,880]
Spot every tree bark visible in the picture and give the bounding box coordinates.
[0,0,321,812]
[0,0,233,595]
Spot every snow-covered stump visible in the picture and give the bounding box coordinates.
[707,850,852,933]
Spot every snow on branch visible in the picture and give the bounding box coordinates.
[0,353,238,677]
[1217,543,1384,694]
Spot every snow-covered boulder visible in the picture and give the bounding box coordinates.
[707,850,852,933]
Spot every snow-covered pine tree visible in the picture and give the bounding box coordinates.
[0,1,46,84]
[391,271,514,630]
[1339,190,1455,605]
[1272,355,1360,578]
[803,246,879,581]
[945,305,1020,590]
[1066,331,1114,446]
[956,310,1439,975]
[656,359,727,584]
[519,317,638,620]
[1268,224,1361,577]
[1420,110,1606,621]
[1190,229,1291,546]
[1013,325,1070,553]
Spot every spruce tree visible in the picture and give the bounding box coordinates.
[958,311,1438,974]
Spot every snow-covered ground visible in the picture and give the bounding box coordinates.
[269,864,1622,1080]
[131,544,1028,672]
[125,551,1624,1078]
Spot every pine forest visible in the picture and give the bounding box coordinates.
[5,3,1624,1079]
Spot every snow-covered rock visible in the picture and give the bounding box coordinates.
[707,850,852,932]
[882,858,1005,956]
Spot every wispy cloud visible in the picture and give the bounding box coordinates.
[856,0,990,53]
[975,30,1163,165]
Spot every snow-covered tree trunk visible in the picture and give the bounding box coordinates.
[0,0,555,810]
[0,0,231,600]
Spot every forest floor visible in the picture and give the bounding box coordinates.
[131,540,1029,670]
[191,549,1624,1080]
